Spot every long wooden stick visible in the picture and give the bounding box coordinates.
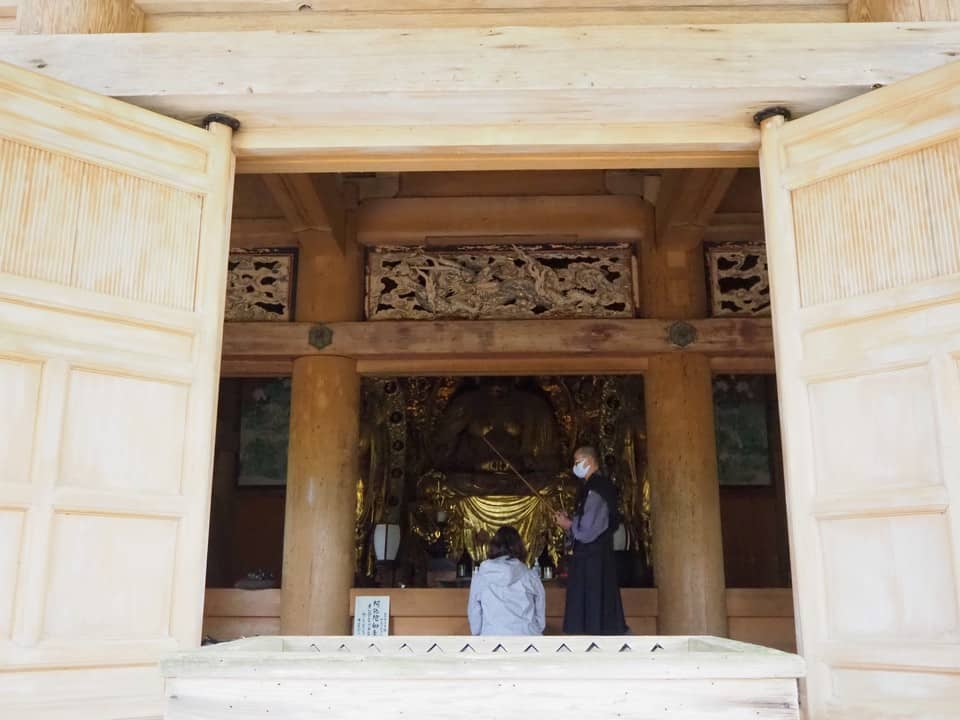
[481,435,561,515]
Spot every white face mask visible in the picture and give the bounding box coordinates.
[572,460,590,479]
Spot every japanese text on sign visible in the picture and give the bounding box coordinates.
[353,596,390,636]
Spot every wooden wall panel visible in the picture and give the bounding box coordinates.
[42,513,179,641]
[808,366,941,496]
[0,139,204,311]
[0,510,25,639]
[0,357,41,485]
[202,588,795,653]
[792,137,960,307]
[728,617,796,653]
[820,514,958,640]
[73,167,203,309]
[60,370,189,494]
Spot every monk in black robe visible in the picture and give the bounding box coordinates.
[554,446,628,635]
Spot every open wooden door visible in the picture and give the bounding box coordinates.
[0,63,234,717]
[760,61,960,718]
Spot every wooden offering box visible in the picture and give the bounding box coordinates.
[162,635,804,719]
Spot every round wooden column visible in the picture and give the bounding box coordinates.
[640,208,728,637]
[646,353,728,635]
[280,221,364,635]
[16,0,144,33]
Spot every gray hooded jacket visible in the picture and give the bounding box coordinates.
[467,556,546,636]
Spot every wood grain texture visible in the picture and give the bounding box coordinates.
[645,354,728,636]
[0,62,235,717]
[356,195,653,246]
[848,0,958,20]
[0,139,202,310]
[281,356,360,636]
[221,318,775,361]
[759,60,960,718]
[143,6,847,32]
[280,205,364,636]
[792,137,960,307]
[16,0,144,34]
[2,23,959,174]
[162,633,802,720]
[656,168,738,250]
[203,588,796,650]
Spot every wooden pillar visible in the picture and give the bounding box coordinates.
[280,177,364,635]
[642,169,733,636]
[847,0,958,21]
[16,0,144,34]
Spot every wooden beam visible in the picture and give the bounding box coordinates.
[398,171,608,198]
[16,0,144,33]
[261,173,347,251]
[216,351,774,377]
[143,7,848,33]
[356,195,653,246]
[3,24,959,171]
[354,355,775,376]
[656,168,738,250]
[705,212,765,244]
[222,318,773,362]
[139,0,845,10]
[231,124,760,173]
[220,358,294,377]
[230,218,298,249]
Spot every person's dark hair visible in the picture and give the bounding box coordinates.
[575,445,601,467]
[487,525,526,562]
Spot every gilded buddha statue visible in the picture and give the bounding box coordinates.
[429,378,562,495]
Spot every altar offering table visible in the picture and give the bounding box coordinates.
[162,635,804,719]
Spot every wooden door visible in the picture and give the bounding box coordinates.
[760,61,960,718]
[0,63,234,718]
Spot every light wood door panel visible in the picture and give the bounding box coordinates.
[0,61,235,718]
[760,60,960,719]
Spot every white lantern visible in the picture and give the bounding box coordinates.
[373,523,401,562]
[612,524,627,552]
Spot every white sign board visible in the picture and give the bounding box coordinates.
[353,595,391,636]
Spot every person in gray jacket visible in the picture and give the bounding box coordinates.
[467,525,546,636]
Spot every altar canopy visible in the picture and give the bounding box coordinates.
[355,376,649,579]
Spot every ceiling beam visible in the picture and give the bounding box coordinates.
[705,212,765,244]
[222,318,773,363]
[261,173,347,251]
[656,168,738,250]
[138,0,844,11]
[230,125,760,173]
[229,218,297,250]
[356,195,653,246]
[2,24,958,171]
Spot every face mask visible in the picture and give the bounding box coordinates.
[572,460,590,479]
